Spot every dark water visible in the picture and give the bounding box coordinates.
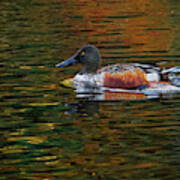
[1,0,180,179]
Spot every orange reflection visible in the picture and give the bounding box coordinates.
[104,91,146,100]
[59,0,173,61]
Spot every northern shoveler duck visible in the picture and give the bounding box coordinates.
[56,45,180,89]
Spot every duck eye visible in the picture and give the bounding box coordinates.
[81,51,85,56]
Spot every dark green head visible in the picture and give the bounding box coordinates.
[56,45,100,74]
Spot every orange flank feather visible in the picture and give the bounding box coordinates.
[103,69,149,89]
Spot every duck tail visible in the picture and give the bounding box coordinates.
[161,66,180,74]
[161,66,180,87]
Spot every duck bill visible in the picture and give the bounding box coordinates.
[56,57,77,68]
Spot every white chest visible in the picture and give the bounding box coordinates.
[146,72,160,82]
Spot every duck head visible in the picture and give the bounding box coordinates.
[56,45,100,74]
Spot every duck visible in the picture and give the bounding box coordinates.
[56,45,180,90]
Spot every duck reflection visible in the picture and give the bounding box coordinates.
[66,100,100,117]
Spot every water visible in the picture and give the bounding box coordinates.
[1,0,180,179]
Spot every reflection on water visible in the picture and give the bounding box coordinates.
[1,0,180,179]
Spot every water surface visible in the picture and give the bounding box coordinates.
[1,0,180,179]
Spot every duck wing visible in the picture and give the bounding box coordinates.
[98,64,150,89]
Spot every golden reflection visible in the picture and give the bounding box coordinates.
[2,107,27,115]
[27,136,46,144]
[7,136,46,144]
[10,129,25,136]
[0,145,27,154]
[19,66,32,70]
[20,65,45,69]
[37,122,56,131]
[36,155,57,161]
[45,160,59,166]
[28,102,59,106]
